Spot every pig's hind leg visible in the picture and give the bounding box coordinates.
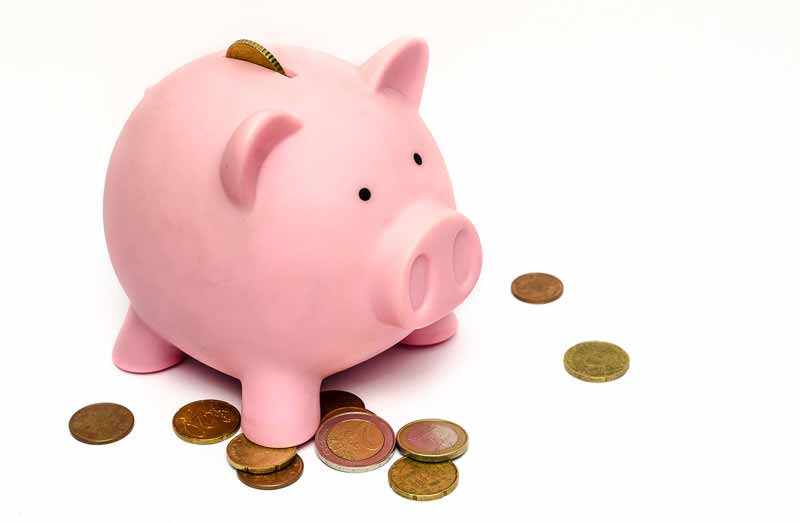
[112,307,184,373]
[400,312,458,347]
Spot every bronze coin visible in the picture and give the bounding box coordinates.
[236,455,304,490]
[511,273,564,304]
[388,457,459,501]
[172,399,240,444]
[69,402,134,445]
[226,433,296,474]
[396,419,468,462]
[315,412,395,472]
[320,390,365,419]
[320,406,374,426]
[564,341,630,382]
[225,39,287,76]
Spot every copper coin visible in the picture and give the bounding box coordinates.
[172,399,240,444]
[69,403,134,445]
[511,272,564,304]
[236,455,304,490]
[320,390,365,419]
[396,419,468,462]
[320,406,374,426]
[564,341,629,382]
[315,412,395,472]
[388,457,459,501]
[226,434,296,473]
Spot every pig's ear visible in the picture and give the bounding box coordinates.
[220,110,302,209]
[361,37,429,108]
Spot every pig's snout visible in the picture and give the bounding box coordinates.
[371,203,482,330]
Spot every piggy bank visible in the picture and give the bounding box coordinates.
[104,37,482,447]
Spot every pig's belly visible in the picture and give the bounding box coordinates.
[177,328,410,381]
[132,291,411,381]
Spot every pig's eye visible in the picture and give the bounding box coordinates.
[413,152,423,165]
[359,188,372,201]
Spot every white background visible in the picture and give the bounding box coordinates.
[2,1,799,520]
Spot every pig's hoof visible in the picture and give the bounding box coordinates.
[241,375,322,447]
[112,307,184,373]
[400,313,458,347]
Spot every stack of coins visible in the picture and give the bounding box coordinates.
[315,390,396,473]
[226,433,302,489]
[173,398,303,490]
[320,389,371,421]
[388,419,468,501]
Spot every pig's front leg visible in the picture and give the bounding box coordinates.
[112,307,184,373]
[241,371,321,448]
[400,312,458,347]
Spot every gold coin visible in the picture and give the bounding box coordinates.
[388,457,459,501]
[69,403,134,445]
[396,419,468,462]
[511,272,564,304]
[320,406,374,426]
[320,390,365,419]
[172,399,240,444]
[226,39,286,76]
[236,455,304,490]
[226,434,296,473]
[564,341,629,382]
[327,418,385,461]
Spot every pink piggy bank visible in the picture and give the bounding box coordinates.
[104,37,482,447]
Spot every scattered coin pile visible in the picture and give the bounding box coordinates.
[69,270,627,500]
[512,271,630,382]
[70,391,467,500]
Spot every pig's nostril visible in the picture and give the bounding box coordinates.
[452,229,473,284]
[409,255,429,311]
